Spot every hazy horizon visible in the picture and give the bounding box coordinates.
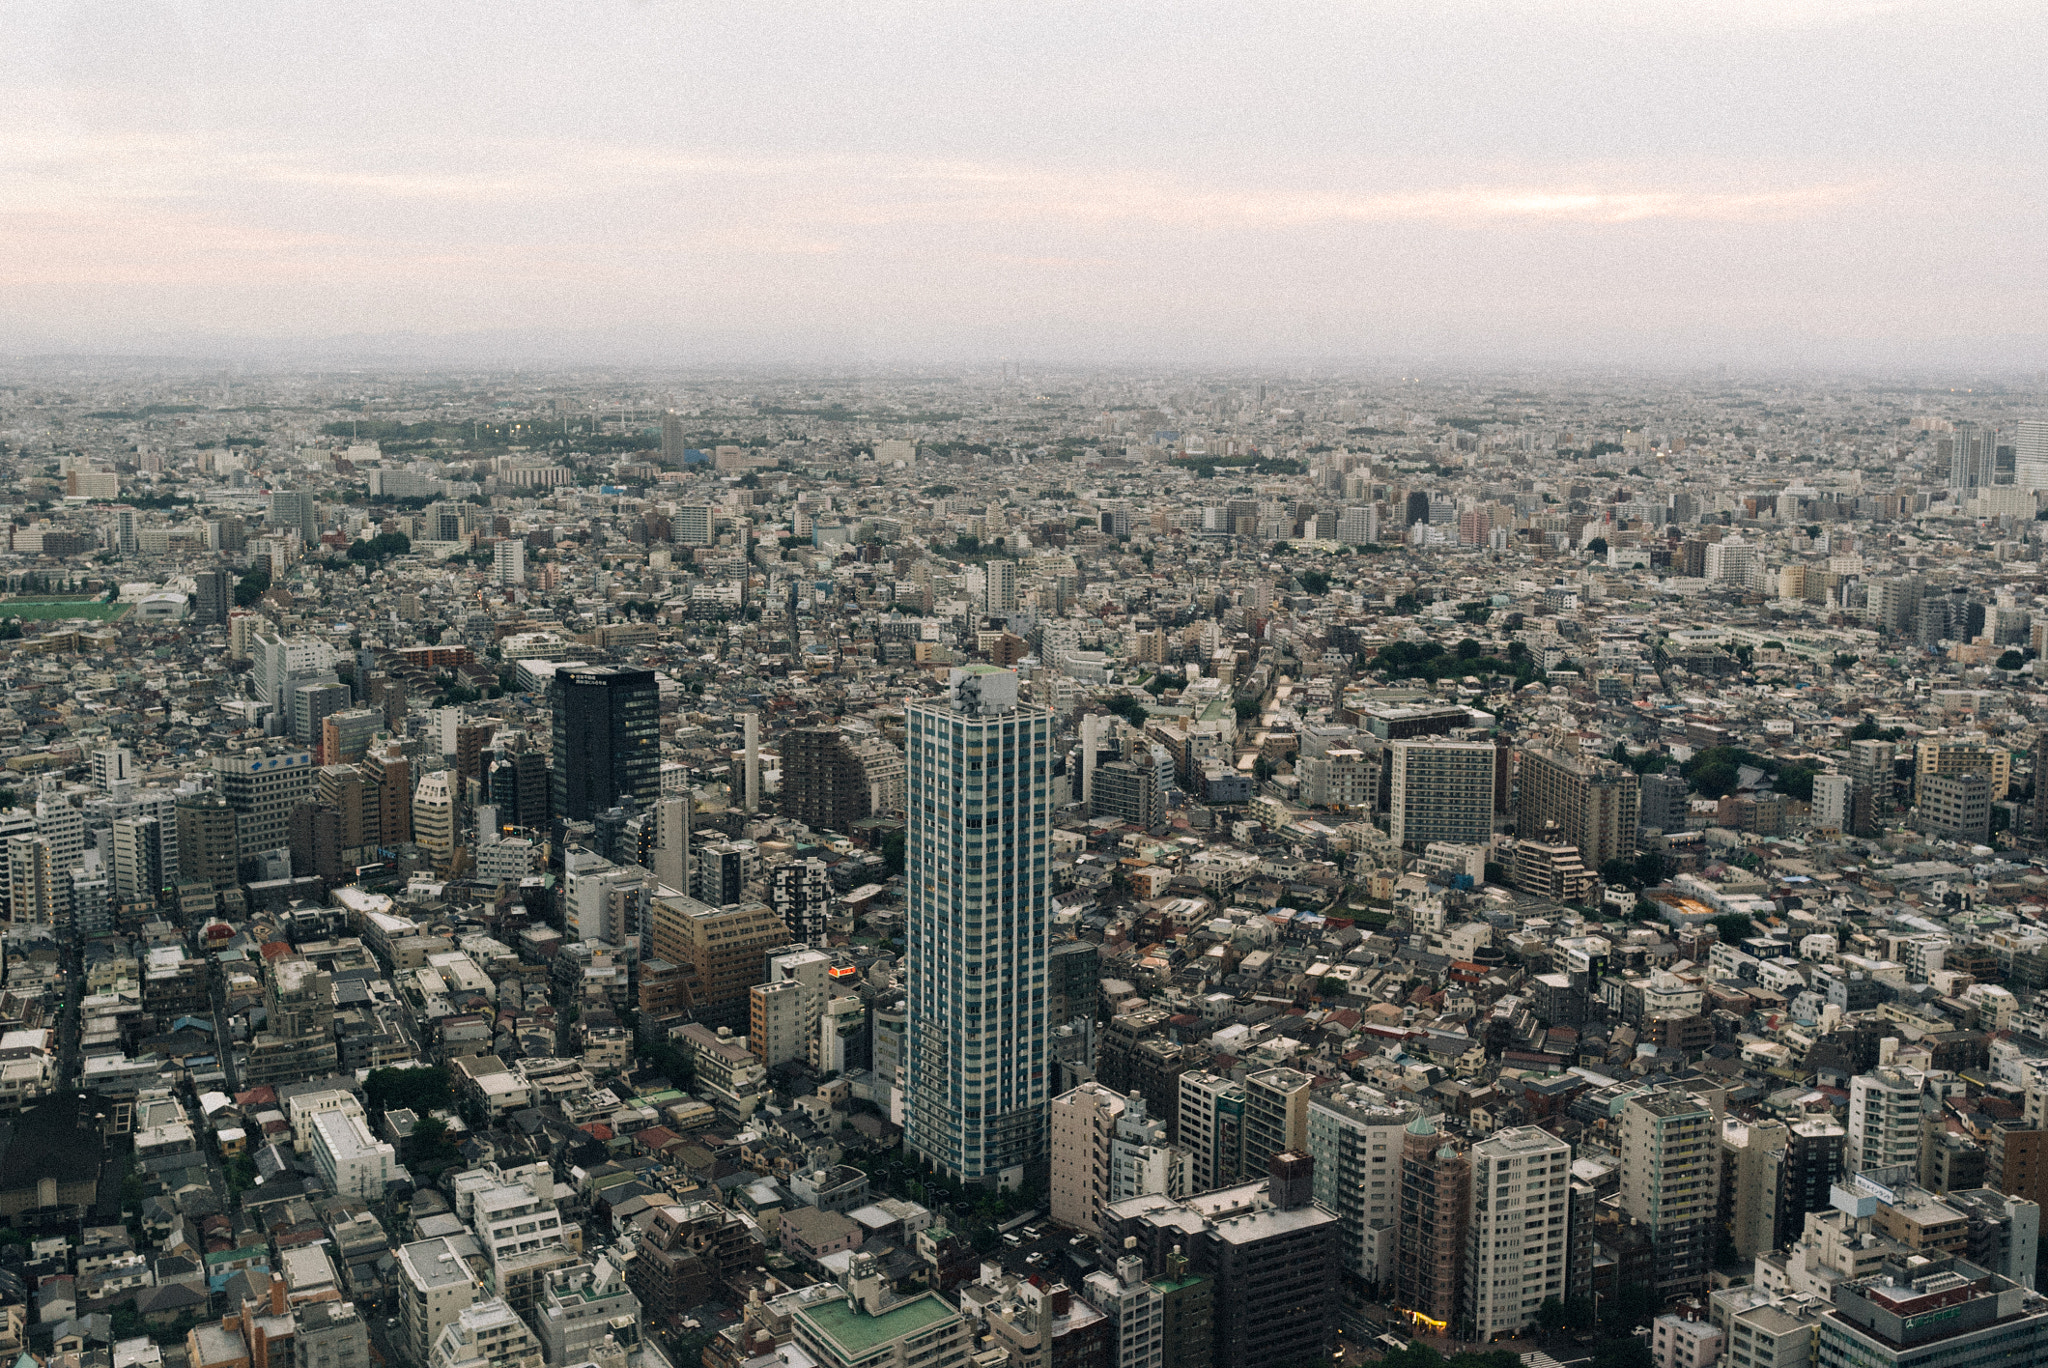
[6,1,2043,371]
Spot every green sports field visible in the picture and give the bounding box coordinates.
[0,600,128,621]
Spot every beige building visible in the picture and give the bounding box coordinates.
[649,895,788,1032]
[1619,1087,1720,1297]
[398,1237,485,1368]
[1050,1082,1128,1234]
[1515,744,1640,870]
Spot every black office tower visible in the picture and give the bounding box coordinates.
[549,666,660,823]
[193,567,231,625]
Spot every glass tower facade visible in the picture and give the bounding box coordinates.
[549,666,660,823]
[903,665,1054,1184]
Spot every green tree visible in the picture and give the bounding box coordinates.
[1393,591,1422,615]
[1600,856,1638,888]
[1634,850,1666,886]
[406,1116,457,1168]
[1104,694,1149,726]
[365,1064,453,1116]
[233,567,271,606]
[1999,649,2026,671]
[1775,763,1820,803]
[881,828,906,878]
[1536,1295,1568,1334]
[1587,536,1608,556]
[640,1038,697,1091]
[1711,912,1756,943]
[1233,698,1261,722]
[347,531,412,562]
[1689,760,1742,798]
[1297,570,1331,595]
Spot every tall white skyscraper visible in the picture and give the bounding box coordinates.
[984,558,1018,614]
[903,665,1054,1185]
[1464,1126,1573,1337]
[1814,773,1854,831]
[2018,420,2048,492]
[493,538,526,586]
[1847,1063,1927,1173]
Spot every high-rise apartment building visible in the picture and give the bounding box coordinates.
[1395,1116,1468,1329]
[1848,739,1896,817]
[413,771,455,865]
[110,816,170,905]
[769,857,833,942]
[1917,739,2010,800]
[1307,1085,1413,1296]
[293,680,353,751]
[1919,772,1992,844]
[1619,1088,1720,1297]
[1103,1154,1339,1368]
[1464,1126,1572,1339]
[1704,534,1758,585]
[192,566,231,625]
[648,894,787,1032]
[693,840,755,906]
[2019,419,2048,492]
[549,667,659,824]
[4,836,55,924]
[672,505,713,547]
[1638,770,1687,835]
[268,488,318,542]
[1516,744,1640,870]
[903,666,1054,1185]
[1945,423,1999,490]
[1337,505,1379,546]
[782,726,877,834]
[1052,1083,1188,1237]
[1242,1068,1311,1178]
[1850,1066,1929,1174]
[1721,1116,1845,1258]
[1814,774,1854,832]
[91,747,136,796]
[250,630,339,717]
[493,538,526,586]
[487,748,551,833]
[1388,740,1496,849]
[648,794,690,891]
[177,792,241,891]
[1053,1082,1131,1235]
[1179,1072,1247,1194]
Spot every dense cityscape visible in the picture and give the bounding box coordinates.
[1,360,2047,1368]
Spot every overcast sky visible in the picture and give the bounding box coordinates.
[2,1,2042,369]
